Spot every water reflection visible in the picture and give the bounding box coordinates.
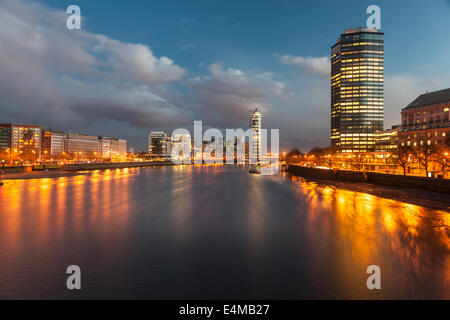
[288,175,450,299]
[0,166,448,299]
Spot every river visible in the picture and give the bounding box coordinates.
[0,165,448,299]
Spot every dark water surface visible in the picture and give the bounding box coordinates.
[0,165,449,299]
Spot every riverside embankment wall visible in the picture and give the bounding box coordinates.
[1,166,32,173]
[287,165,450,195]
[2,161,174,173]
[61,161,174,171]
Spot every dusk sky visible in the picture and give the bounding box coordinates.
[1,0,449,151]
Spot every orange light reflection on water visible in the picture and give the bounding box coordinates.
[289,176,450,298]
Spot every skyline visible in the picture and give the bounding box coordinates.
[1,0,450,151]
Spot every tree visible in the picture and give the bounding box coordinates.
[393,146,411,176]
[307,146,325,157]
[286,148,302,164]
[353,154,366,172]
[434,136,450,178]
[411,142,436,177]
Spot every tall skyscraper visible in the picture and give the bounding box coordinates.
[331,28,384,153]
[250,109,262,164]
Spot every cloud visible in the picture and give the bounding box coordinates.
[95,38,187,85]
[276,54,330,77]
[0,0,289,148]
[0,0,185,86]
[186,63,285,127]
[0,0,187,142]
[69,98,188,128]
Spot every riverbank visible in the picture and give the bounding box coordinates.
[1,161,174,180]
[287,165,450,211]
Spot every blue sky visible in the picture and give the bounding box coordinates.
[1,0,449,151]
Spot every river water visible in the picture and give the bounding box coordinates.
[0,165,449,299]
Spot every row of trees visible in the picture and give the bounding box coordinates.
[393,137,450,177]
[285,136,450,178]
[285,146,332,167]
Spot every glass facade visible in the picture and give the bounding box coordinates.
[64,134,99,156]
[148,131,168,155]
[331,28,384,153]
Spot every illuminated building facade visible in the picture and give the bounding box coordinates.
[41,130,52,159]
[41,130,69,159]
[110,138,127,159]
[399,88,450,147]
[99,136,112,159]
[250,109,262,164]
[1,124,128,162]
[148,131,168,155]
[331,28,384,153]
[0,125,11,152]
[0,124,41,161]
[374,125,400,152]
[64,134,99,157]
[50,132,66,157]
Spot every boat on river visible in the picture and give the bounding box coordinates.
[249,163,261,174]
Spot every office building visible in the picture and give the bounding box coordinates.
[41,130,52,159]
[250,109,262,164]
[99,136,127,159]
[331,27,384,153]
[148,131,168,155]
[0,124,41,161]
[0,125,11,152]
[374,125,400,152]
[99,136,112,159]
[50,131,66,157]
[64,133,99,157]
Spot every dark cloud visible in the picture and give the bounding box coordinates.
[4,0,441,153]
[70,99,188,129]
[0,0,188,148]
[186,63,285,127]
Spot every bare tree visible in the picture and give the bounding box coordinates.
[411,142,436,177]
[393,146,411,176]
[434,136,450,177]
[353,154,366,172]
[324,155,333,169]
[286,148,302,165]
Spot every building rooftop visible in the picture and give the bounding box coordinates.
[404,88,450,110]
[333,27,383,46]
[344,27,379,34]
